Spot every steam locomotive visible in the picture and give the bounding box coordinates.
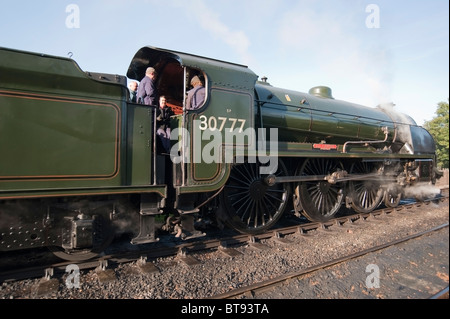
[0,46,441,261]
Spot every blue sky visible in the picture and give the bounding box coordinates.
[1,0,448,125]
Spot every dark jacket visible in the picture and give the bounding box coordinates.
[156,106,173,130]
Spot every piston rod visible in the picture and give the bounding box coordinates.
[264,172,394,186]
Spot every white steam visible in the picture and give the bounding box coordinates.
[403,184,441,200]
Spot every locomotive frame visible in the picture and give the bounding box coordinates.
[0,46,441,261]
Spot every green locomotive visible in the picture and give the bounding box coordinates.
[0,46,441,260]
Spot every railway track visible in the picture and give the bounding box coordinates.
[0,191,448,299]
[0,195,446,283]
[210,222,449,299]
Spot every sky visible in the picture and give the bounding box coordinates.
[0,0,448,126]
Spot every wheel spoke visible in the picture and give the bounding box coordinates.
[228,173,250,185]
[263,196,277,215]
[349,162,383,213]
[234,165,253,184]
[384,188,401,208]
[226,184,251,191]
[265,191,285,203]
[237,196,253,222]
[298,159,344,222]
[230,193,250,207]
[221,161,289,234]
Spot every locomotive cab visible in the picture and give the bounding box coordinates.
[127,46,259,212]
[127,46,209,114]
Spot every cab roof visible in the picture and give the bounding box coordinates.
[126,46,258,92]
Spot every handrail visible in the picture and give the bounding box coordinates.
[343,126,389,153]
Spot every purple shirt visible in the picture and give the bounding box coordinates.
[137,76,158,106]
[186,86,205,110]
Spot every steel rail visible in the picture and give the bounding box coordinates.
[210,222,449,299]
[0,193,448,285]
[429,286,449,299]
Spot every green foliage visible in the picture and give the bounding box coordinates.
[424,100,449,168]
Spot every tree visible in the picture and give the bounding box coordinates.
[424,100,449,169]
